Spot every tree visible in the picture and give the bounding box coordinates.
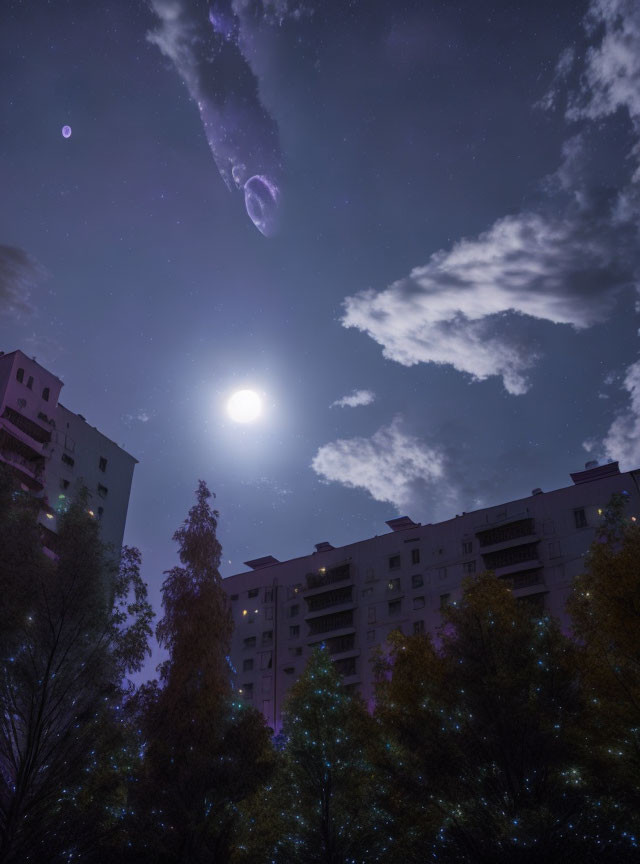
[237,647,388,864]
[130,481,273,864]
[0,480,154,864]
[567,492,640,831]
[375,573,620,863]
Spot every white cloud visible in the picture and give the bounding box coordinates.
[598,358,640,467]
[122,409,154,426]
[311,417,457,515]
[331,389,376,408]
[569,0,640,129]
[342,208,632,395]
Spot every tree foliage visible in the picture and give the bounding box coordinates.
[129,481,273,864]
[375,573,623,863]
[0,466,153,864]
[237,646,388,864]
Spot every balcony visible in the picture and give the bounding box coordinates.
[305,563,351,593]
[305,585,353,614]
[476,518,535,549]
[2,406,51,444]
[498,568,544,591]
[482,541,539,571]
[309,633,356,655]
[308,609,354,636]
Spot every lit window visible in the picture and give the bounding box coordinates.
[99,456,107,472]
[16,368,24,383]
[411,548,420,565]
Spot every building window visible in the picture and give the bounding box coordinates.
[26,376,33,390]
[97,506,104,520]
[262,588,273,603]
[413,620,425,635]
[243,637,256,649]
[413,596,425,610]
[437,567,447,580]
[99,456,107,472]
[440,593,450,609]
[291,646,303,656]
[230,594,238,602]
[387,577,401,592]
[362,587,373,598]
[241,682,253,697]
[367,629,376,642]
[288,604,299,617]
[262,630,273,645]
[368,605,376,623]
[260,652,272,670]
[289,625,300,638]
[60,478,70,490]
[574,508,588,529]
[548,540,562,559]
[97,484,108,498]
[248,588,259,598]
[388,599,401,616]
[365,568,375,582]
[243,658,253,672]
[411,574,423,589]
[462,540,473,554]
[42,387,50,402]
[16,368,24,383]
[388,555,401,570]
[61,453,75,467]
[265,607,273,620]
[462,561,476,575]
[284,666,295,675]
[411,548,420,565]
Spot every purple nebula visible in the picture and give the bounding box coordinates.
[61,125,72,139]
[244,175,280,237]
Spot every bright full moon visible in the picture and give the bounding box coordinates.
[227,389,262,423]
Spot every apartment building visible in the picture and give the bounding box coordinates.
[223,461,640,731]
[0,349,137,552]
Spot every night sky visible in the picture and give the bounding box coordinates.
[2,0,639,673]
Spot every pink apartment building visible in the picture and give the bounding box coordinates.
[0,349,137,553]
[223,461,640,731]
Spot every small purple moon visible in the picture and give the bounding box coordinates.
[61,125,72,139]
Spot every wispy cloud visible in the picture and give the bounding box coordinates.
[122,409,154,426]
[331,389,375,408]
[0,245,45,319]
[585,357,640,467]
[311,416,458,517]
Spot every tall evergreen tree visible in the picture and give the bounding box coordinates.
[0,478,153,864]
[237,647,388,864]
[130,481,273,864]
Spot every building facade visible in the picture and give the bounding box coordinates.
[0,349,137,552]
[223,461,640,731]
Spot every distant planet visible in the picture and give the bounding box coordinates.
[61,125,72,139]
